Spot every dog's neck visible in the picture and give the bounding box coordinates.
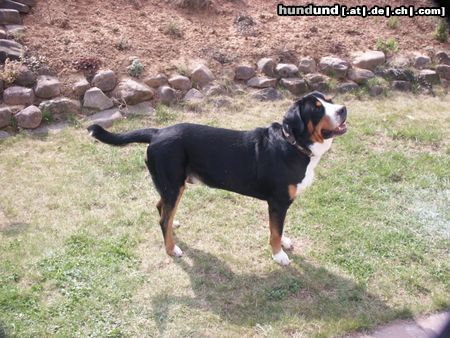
[281,125,313,157]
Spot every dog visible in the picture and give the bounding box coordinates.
[87,91,347,265]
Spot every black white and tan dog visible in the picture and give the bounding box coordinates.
[87,92,348,265]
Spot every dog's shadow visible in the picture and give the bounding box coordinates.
[151,241,398,334]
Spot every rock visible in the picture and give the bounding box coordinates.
[436,64,450,80]
[441,79,450,88]
[419,69,439,84]
[276,63,299,78]
[392,80,411,91]
[247,76,277,88]
[144,74,168,88]
[91,70,117,92]
[380,67,415,82]
[0,106,13,127]
[347,68,375,84]
[0,38,23,62]
[184,88,204,102]
[257,58,276,77]
[298,57,316,74]
[319,56,349,79]
[234,65,256,81]
[14,65,36,87]
[0,130,10,139]
[15,105,42,129]
[112,78,154,104]
[72,78,90,97]
[157,85,176,105]
[369,85,384,97]
[5,24,25,35]
[413,54,431,69]
[0,29,6,39]
[337,81,359,93]
[251,87,282,101]
[86,108,123,129]
[121,101,154,116]
[83,87,114,111]
[204,84,227,96]
[34,75,61,99]
[435,51,450,65]
[0,79,3,96]
[191,64,214,88]
[0,9,21,25]
[352,51,386,70]
[0,0,30,13]
[168,75,191,91]
[11,0,35,6]
[279,78,308,95]
[389,55,410,68]
[3,86,34,105]
[39,97,81,120]
[305,73,329,90]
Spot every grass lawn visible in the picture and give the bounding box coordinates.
[0,93,449,337]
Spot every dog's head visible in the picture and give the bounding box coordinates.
[282,92,347,144]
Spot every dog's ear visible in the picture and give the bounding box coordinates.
[282,101,305,137]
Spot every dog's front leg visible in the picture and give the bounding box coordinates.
[268,201,291,266]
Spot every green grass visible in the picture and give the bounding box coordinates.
[375,37,399,54]
[0,94,449,337]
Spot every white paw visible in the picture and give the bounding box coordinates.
[171,245,183,257]
[272,249,291,266]
[173,220,181,229]
[281,236,293,250]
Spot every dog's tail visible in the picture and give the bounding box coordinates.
[87,124,158,146]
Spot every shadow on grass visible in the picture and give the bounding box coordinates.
[151,241,405,335]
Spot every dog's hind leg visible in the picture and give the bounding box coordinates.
[158,185,185,256]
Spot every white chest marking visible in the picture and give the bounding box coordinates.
[296,139,333,195]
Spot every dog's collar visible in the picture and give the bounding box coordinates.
[281,127,312,158]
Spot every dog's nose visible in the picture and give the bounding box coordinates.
[337,106,347,120]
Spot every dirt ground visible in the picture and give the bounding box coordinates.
[23,0,450,78]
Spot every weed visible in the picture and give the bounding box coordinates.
[434,20,448,43]
[41,110,54,124]
[0,59,22,85]
[22,54,49,74]
[387,17,399,29]
[8,30,25,43]
[162,21,183,38]
[175,63,190,77]
[376,38,398,54]
[115,36,130,51]
[328,78,338,91]
[127,58,144,78]
[72,57,101,74]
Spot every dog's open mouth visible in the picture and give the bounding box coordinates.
[333,121,348,136]
[322,120,348,138]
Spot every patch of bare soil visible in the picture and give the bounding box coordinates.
[23,0,449,78]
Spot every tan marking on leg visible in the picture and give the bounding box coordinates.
[288,184,297,201]
[269,214,282,255]
[163,186,185,255]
